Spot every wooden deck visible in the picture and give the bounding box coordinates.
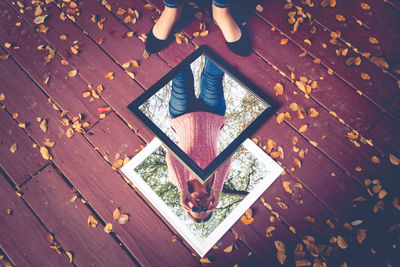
[0,0,399,266]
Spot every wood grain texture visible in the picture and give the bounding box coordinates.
[0,53,200,266]
[22,164,136,266]
[0,107,47,186]
[0,171,70,266]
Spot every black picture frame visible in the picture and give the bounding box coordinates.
[127,45,278,183]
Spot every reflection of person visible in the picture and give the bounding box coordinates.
[145,0,251,57]
[165,57,232,223]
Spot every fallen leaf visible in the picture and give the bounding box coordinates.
[369,37,379,44]
[357,229,367,244]
[295,259,311,266]
[360,3,370,10]
[200,30,209,37]
[276,113,285,124]
[378,189,387,199]
[290,103,298,111]
[118,214,129,224]
[66,251,73,263]
[33,15,48,24]
[44,138,55,148]
[336,14,345,22]
[277,201,288,209]
[40,119,48,133]
[274,240,286,252]
[126,71,135,79]
[40,146,52,160]
[274,83,284,96]
[304,216,315,224]
[289,226,296,234]
[371,156,380,164]
[199,258,211,263]
[88,215,98,228]
[112,158,123,171]
[256,4,263,12]
[68,69,78,77]
[266,226,275,238]
[280,38,288,45]
[104,72,114,80]
[66,128,74,138]
[355,57,361,66]
[299,124,308,133]
[113,208,121,220]
[389,154,400,166]
[70,46,79,55]
[308,108,319,117]
[361,73,370,80]
[223,244,234,253]
[270,151,281,159]
[104,223,113,233]
[10,143,17,153]
[293,157,302,168]
[12,112,19,119]
[240,215,254,225]
[277,251,286,265]
[69,195,78,203]
[283,181,292,194]
[337,236,348,249]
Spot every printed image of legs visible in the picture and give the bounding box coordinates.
[169,65,196,119]
[200,57,226,116]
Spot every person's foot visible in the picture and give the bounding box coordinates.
[212,5,251,57]
[145,6,182,54]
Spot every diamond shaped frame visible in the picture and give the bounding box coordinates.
[127,45,278,183]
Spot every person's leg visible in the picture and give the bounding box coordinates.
[212,1,251,57]
[169,65,196,118]
[145,0,182,54]
[152,1,182,40]
[199,57,226,116]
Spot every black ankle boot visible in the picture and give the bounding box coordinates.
[225,26,251,57]
[145,26,172,55]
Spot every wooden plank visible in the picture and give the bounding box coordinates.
[1,0,154,143]
[86,111,145,162]
[0,171,70,266]
[290,0,400,78]
[0,107,47,186]
[0,1,105,126]
[22,164,136,266]
[0,52,200,266]
[255,0,400,120]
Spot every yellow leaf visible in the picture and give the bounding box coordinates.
[68,69,78,77]
[277,251,286,265]
[371,156,380,164]
[274,83,284,96]
[299,124,308,133]
[40,119,47,133]
[113,208,121,220]
[266,226,275,238]
[289,103,298,111]
[104,223,113,233]
[280,38,288,45]
[200,258,211,263]
[357,229,367,244]
[283,181,292,194]
[337,235,348,249]
[308,108,319,117]
[274,240,286,252]
[40,146,52,160]
[276,113,285,124]
[389,154,400,166]
[361,73,370,80]
[293,157,302,168]
[126,71,135,79]
[355,57,361,66]
[66,128,74,138]
[369,37,379,44]
[360,3,370,10]
[105,72,114,80]
[240,215,254,225]
[336,14,345,22]
[112,158,123,171]
[304,216,315,224]
[118,214,129,224]
[255,4,263,13]
[223,244,233,253]
[200,30,209,37]
[70,46,79,54]
[289,226,296,234]
[10,143,17,153]
[66,251,73,263]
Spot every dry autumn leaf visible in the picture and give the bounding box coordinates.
[360,3,370,10]
[361,73,370,80]
[274,83,284,96]
[389,154,400,166]
[277,251,287,265]
[199,258,211,263]
[369,37,379,44]
[304,216,315,224]
[274,240,285,252]
[104,223,113,233]
[104,72,114,80]
[357,229,367,244]
[336,14,345,22]
[10,143,17,153]
[266,226,275,238]
[118,214,129,224]
[337,235,348,249]
[223,244,234,253]
[280,38,288,45]
[293,157,302,168]
[283,181,292,194]
[255,4,263,12]
[40,146,52,160]
[40,119,47,133]
[66,251,73,263]
[371,156,380,164]
[66,128,74,138]
[270,151,281,159]
[112,158,123,171]
[276,113,285,124]
[113,208,121,220]
[299,124,308,133]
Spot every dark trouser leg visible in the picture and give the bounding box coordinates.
[169,65,196,118]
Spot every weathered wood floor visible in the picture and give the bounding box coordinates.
[0,0,399,266]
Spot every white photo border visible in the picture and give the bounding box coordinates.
[121,137,283,257]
